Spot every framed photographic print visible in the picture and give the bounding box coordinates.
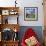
[2,10,9,15]
[24,7,38,21]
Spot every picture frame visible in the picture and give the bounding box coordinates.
[24,7,38,21]
[2,10,9,15]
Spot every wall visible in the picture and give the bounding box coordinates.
[18,0,44,26]
[0,0,44,26]
[0,0,15,7]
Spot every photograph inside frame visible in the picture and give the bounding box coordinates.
[24,7,38,21]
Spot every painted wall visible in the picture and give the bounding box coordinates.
[18,0,44,26]
[0,0,44,26]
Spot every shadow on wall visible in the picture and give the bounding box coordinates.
[18,26,44,44]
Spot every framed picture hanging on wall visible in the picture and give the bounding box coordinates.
[2,10,9,15]
[24,7,38,21]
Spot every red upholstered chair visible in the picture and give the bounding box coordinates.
[21,28,41,46]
